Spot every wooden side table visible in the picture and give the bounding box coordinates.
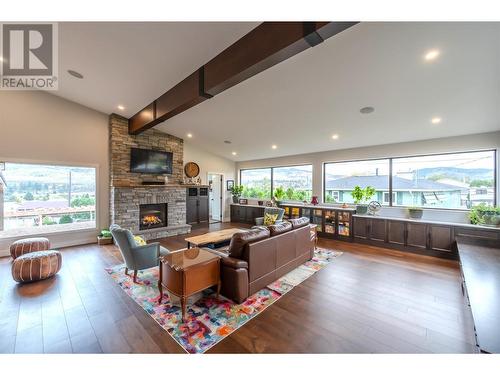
[158,247,221,321]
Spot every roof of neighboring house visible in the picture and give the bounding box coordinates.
[325,175,467,191]
[0,172,6,186]
[18,200,69,210]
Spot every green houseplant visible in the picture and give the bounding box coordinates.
[273,186,286,205]
[230,185,244,203]
[407,206,424,219]
[97,229,113,245]
[469,204,500,227]
[351,185,376,214]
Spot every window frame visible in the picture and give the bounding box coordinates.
[239,163,313,201]
[0,158,100,238]
[322,149,497,211]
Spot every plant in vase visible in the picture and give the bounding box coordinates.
[469,203,500,227]
[351,185,376,214]
[274,186,286,205]
[230,185,244,204]
[407,206,424,219]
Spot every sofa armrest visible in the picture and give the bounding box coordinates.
[255,217,264,225]
[221,256,248,269]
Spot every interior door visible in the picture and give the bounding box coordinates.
[208,173,222,223]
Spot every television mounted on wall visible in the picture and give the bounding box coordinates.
[130,148,173,174]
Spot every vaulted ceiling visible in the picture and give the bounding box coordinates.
[54,22,500,161]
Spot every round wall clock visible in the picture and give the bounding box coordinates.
[184,162,200,178]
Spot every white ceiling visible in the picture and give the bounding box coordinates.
[55,22,500,162]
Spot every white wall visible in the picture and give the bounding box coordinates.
[183,142,236,221]
[0,91,109,255]
[236,131,500,223]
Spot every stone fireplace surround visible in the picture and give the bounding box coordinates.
[109,114,191,240]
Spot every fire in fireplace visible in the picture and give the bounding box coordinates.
[139,203,167,230]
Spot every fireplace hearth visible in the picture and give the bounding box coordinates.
[139,203,167,231]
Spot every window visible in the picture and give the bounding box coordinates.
[272,165,312,202]
[240,168,272,199]
[392,150,496,209]
[0,162,97,237]
[383,192,396,204]
[324,159,390,204]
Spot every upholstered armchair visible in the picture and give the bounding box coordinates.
[110,224,170,282]
[254,207,285,226]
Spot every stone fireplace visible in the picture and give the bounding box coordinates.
[109,114,191,240]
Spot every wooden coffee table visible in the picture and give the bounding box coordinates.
[158,247,221,321]
[184,227,247,249]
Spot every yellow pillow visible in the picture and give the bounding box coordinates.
[264,213,279,226]
[134,236,147,246]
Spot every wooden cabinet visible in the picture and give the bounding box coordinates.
[230,204,265,224]
[428,225,453,252]
[406,223,427,249]
[369,219,386,243]
[186,187,209,225]
[353,216,369,239]
[388,221,405,246]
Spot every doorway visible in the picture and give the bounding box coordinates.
[208,173,223,224]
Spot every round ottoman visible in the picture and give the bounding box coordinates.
[11,250,62,283]
[10,237,50,259]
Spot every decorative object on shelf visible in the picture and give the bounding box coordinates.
[273,186,286,206]
[97,229,113,245]
[184,162,200,178]
[266,201,273,207]
[197,176,202,185]
[311,196,319,206]
[239,198,248,205]
[351,185,376,215]
[341,203,349,208]
[164,175,169,185]
[230,184,244,203]
[258,200,264,206]
[469,203,500,227]
[368,201,382,216]
[303,200,308,205]
[226,180,234,191]
[407,206,424,219]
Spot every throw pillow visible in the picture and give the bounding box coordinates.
[264,213,279,226]
[134,236,147,246]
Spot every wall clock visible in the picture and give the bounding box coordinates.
[184,162,200,178]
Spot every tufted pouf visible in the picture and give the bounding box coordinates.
[11,250,62,283]
[10,237,50,259]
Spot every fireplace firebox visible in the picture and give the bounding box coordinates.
[139,203,167,231]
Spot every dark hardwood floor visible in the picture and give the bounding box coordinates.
[0,222,478,353]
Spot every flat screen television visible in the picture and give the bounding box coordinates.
[130,148,173,174]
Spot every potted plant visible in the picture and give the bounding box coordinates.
[274,186,286,206]
[469,204,500,227]
[230,185,244,203]
[351,185,376,215]
[97,229,113,245]
[407,206,424,219]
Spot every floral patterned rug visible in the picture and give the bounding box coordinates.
[105,248,341,354]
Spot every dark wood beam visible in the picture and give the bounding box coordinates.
[128,21,358,135]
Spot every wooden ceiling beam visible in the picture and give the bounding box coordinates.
[128,21,358,135]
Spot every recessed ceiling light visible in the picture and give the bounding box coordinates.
[186,133,193,138]
[117,105,125,111]
[431,117,442,124]
[424,49,440,61]
[67,69,84,79]
[224,140,232,144]
[232,152,237,156]
[332,134,339,140]
[271,145,277,149]
[360,106,375,114]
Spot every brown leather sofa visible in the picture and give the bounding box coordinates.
[211,217,314,303]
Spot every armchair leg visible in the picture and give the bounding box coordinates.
[124,267,128,276]
[133,270,138,283]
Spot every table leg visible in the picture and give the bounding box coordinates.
[216,281,221,300]
[181,296,187,322]
[158,264,163,304]
[187,241,191,249]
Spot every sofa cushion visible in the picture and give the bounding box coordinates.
[289,217,310,229]
[228,228,270,258]
[268,221,293,236]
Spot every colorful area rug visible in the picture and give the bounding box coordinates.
[105,248,341,354]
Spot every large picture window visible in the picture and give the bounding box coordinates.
[324,159,390,204]
[323,150,496,210]
[240,164,313,201]
[0,162,97,238]
[240,168,272,199]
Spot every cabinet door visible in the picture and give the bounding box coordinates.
[186,199,198,224]
[387,221,405,245]
[353,217,369,239]
[238,206,247,223]
[369,219,386,242]
[406,223,427,249]
[429,225,453,252]
[198,198,209,223]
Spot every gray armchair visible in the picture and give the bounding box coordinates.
[110,224,170,283]
[255,207,285,226]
